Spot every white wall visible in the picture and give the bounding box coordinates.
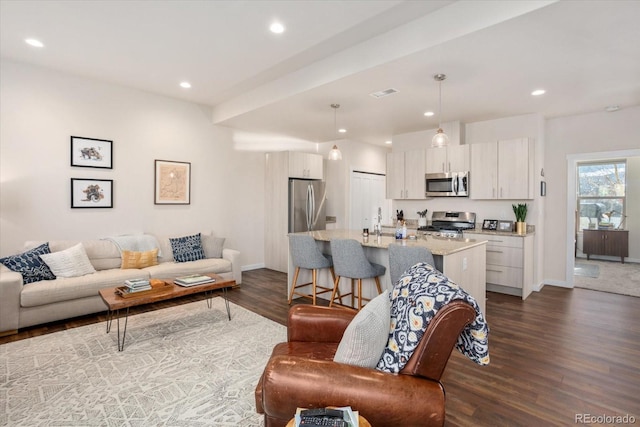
[545,106,640,284]
[0,61,265,269]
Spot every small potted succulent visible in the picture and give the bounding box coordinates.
[512,203,528,235]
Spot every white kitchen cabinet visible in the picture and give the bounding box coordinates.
[386,150,425,199]
[289,151,323,179]
[426,145,469,173]
[465,232,534,300]
[470,138,534,200]
[498,138,533,199]
[470,142,498,199]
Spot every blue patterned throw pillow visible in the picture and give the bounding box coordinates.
[376,262,490,373]
[0,243,56,284]
[169,233,205,263]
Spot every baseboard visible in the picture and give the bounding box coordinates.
[486,283,522,297]
[576,255,640,264]
[242,263,265,271]
[542,279,573,289]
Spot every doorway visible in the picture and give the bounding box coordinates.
[349,171,390,231]
[566,149,640,297]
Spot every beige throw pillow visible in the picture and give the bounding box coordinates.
[333,290,391,368]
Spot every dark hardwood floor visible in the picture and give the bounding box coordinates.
[2,269,639,426]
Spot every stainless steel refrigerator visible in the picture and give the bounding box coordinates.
[289,179,326,232]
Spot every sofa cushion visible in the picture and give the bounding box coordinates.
[334,290,390,368]
[20,269,150,307]
[202,235,225,259]
[40,243,96,278]
[169,233,205,262]
[121,249,159,269]
[0,243,56,284]
[142,258,232,279]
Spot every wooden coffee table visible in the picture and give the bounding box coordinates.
[99,273,235,351]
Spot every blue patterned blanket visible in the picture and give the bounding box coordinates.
[377,262,490,373]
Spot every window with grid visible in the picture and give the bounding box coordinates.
[577,160,626,230]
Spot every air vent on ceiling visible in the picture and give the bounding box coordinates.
[369,88,399,99]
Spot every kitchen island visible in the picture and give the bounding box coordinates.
[288,229,487,313]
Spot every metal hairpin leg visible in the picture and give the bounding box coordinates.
[106,307,129,351]
[106,309,114,333]
[205,287,231,321]
[116,307,130,352]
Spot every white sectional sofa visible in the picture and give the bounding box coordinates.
[0,233,241,336]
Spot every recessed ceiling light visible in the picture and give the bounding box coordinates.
[604,105,620,112]
[424,111,434,117]
[270,22,285,34]
[25,38,44,48]
[338,128,347,133]
[531,89,546,96]
[385,140,392,145]
[179,82,191,89]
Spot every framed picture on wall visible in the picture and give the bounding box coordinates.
[154,160,191,205]
[70,136,113,169]
[71,178,113,208]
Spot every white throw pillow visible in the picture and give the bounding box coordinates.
[333,290,391,368]
[40,243,96,278]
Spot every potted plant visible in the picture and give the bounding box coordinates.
[512,203,528,235]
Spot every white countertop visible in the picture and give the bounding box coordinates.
[291,229,486,256]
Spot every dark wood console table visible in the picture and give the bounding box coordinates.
[582,229,629,263]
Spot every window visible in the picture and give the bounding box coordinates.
[577,160,626,230]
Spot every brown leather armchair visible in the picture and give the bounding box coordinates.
[255,301,476,426]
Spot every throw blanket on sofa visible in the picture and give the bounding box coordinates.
[377,262,490,373]
[104,234,162,256]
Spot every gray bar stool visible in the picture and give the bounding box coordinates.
[288,235,336,305]
[329,239,386,310]
[388,244,436,286]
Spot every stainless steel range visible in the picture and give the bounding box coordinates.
[418,211,476,238]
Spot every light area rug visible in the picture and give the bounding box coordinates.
[574,259,640,298]
[574,262,600,278]
[0,299,286,426]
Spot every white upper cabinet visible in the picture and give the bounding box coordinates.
[426,145,470,173]
[289,152,323,179]
[470,138,534,200]
[498,138,534,199]
[426,147,447,173]
[386,149,426,199]
[470,142,498,199]
[448,145,470,172]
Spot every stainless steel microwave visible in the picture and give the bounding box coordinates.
[425,172,469,197]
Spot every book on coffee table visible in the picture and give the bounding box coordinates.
[174,274,215,287]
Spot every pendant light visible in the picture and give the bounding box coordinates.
[328,103,343,160]
[431,73,449,148]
